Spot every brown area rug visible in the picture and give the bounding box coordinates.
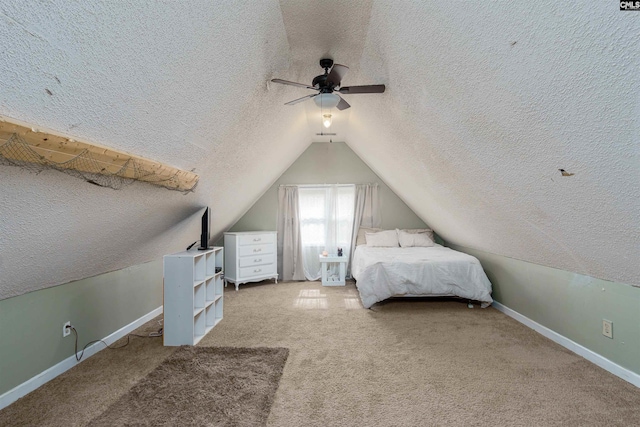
[88,346,289,427]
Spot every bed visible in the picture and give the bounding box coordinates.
[351,244,493,309]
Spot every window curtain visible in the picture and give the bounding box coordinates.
[277,186,305,281]
[298,185,355,280]
[348,183,380,276]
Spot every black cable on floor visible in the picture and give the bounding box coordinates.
[70,325,162,362]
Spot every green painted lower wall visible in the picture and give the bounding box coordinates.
[0,259,163,396]
[449,244,640,375]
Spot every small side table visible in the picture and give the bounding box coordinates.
[319,254,347,286]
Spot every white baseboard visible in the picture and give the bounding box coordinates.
[0,306,163,411]
[492,301,640,388]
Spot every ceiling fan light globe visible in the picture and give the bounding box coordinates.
[313,93,340,109]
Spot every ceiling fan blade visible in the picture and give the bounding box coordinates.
[339,84,385,94]
[336,95,350,111]
[271,79,317,90]
[326,64,349,86]
[284,93,317,106]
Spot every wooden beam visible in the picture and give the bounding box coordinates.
[0,115,198,192]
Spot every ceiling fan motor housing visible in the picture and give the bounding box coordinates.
[312,74,331,91]
[314,58,336,91]
[319,58,334,69]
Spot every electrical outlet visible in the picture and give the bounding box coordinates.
[602,319,613,339]
[63,321,71,338]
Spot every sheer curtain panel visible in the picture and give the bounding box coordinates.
[348,183,380,276]
[277,186,305,281]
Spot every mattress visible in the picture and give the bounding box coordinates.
[352,245,493,309]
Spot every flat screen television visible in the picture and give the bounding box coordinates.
[198,207,211,250]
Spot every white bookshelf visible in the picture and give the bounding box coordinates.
[163,247,223,346]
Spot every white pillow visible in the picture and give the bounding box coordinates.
[401,228,434,241]
[397,229,434,247]
[356,227,383,246]
[365,230,399,247]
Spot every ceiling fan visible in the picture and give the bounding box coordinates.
[271,58,385,111]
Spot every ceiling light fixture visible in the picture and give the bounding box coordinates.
[313,93,340,109]
[322,113,332,128]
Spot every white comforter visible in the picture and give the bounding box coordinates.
[352,245,493,309]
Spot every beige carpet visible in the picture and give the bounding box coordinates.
[1,281,639,426]
[88,346,288,426]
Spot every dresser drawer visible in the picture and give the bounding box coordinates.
[238,233,275,246]
[240,264,276,279]
[239,254,275,268]
[238,244,274,257]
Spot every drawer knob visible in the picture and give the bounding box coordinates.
[253,238,261,242]
[254,268,261,273]
[253,248,262,252]
[254,258,262,262]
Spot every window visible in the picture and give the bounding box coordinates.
[298,185,355,280]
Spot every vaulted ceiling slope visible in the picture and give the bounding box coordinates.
[0,1,307,299]
[0,1,637,300]
[341,2,639,286]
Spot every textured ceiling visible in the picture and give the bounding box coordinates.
[0,1,638,299]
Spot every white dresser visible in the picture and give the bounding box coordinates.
[223,231,278,290]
